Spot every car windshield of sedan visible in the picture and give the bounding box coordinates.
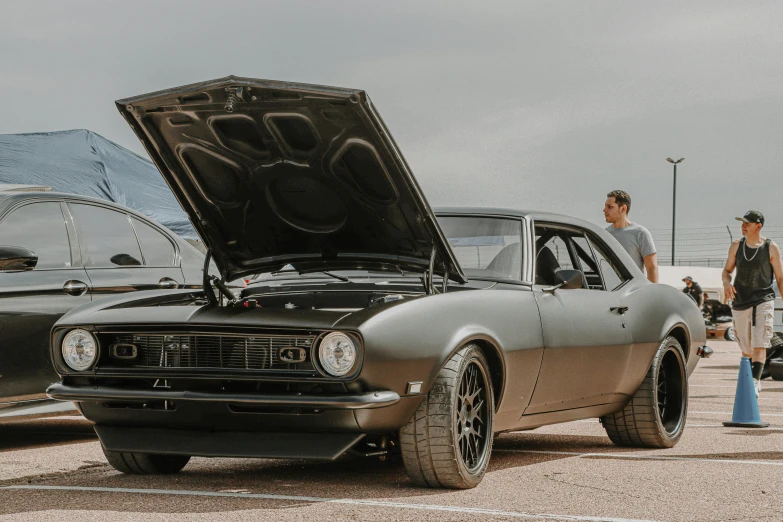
[437,216,522,281]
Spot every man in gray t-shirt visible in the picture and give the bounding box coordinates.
[603,190,658,283]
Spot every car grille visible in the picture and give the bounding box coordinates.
[107,333,316,372]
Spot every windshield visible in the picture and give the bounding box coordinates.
[437,216,523,280]
[248,216,524,283]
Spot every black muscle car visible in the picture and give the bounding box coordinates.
[47,77,708,488]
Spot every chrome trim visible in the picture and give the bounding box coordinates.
[522,215,535,284]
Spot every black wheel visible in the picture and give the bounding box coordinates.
[102,447,190,474]
[601,336,687,448]
[765,340,783,379]
[400,343,494,489]
[724,327,735,341]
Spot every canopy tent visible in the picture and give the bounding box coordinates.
[0,129,196,239]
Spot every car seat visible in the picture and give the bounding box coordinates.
[486,242,521,279]
[535,246,560,285]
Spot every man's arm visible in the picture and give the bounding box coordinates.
[643,253,658,283]
[639,228,658,283]
[769,242,783,298]
[723,240,740,301]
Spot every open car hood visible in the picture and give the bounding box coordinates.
[117,76,465,283]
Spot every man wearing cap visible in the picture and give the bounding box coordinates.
[603,189,658,283]
[722,210,783,397]
[682,276,704,309]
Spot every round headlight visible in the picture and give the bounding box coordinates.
[318,332,358,377]
[61,329,98,371]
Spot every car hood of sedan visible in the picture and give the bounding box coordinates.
[116,76,465,283]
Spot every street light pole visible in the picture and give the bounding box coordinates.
[666,157,685,266]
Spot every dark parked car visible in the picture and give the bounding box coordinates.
[47,77,708,488]
[0,191,206,416]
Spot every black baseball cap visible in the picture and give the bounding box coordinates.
[682,276,693,282]
[736,210,765,225]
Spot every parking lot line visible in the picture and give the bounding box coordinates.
[690,411,783,416]
[688,384,748,390]
[685,423,783,429]
[0,485,662,522]
[494,449,783,467]
[691,396,779,400]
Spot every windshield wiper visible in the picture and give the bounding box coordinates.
[252,269,352,283]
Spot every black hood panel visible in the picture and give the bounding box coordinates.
[116,77,464,283]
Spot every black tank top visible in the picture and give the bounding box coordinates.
[733,238,775,310]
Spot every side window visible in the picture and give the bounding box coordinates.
[572,235,604,290]
[535,227,576,285]
[132,218,176,267]
[588,236,626,291]
[0,202,72,269]
[69,204,143,268]
[537,234,574,270]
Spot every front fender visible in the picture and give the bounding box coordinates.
[349,288,545,427]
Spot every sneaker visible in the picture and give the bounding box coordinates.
[753,378,761,398]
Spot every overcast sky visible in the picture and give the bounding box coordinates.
[2,0,782,241]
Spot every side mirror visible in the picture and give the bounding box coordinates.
[0,245,38,272]
[544,269,585,293]
[555,269,585,289]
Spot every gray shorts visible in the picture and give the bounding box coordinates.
[733,300,774,354]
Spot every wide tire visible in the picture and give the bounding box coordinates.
[601,336,687,448]
[400,343,494,489]
[103,447,190,474]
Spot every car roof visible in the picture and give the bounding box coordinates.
[434,206,600,231]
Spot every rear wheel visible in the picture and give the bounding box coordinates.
[601,336,687,448]
[400,343,494,489]
[102,447,190,474]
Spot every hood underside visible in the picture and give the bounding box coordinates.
[116,76,465,283]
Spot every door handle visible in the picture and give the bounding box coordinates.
[63,280,89,296]
[158,278,180,289]
[610,306,629,315]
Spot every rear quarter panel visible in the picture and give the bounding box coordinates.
[620,278,706,394]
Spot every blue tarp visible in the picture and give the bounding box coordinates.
[0,129,196,239]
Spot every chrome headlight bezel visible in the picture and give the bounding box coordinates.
[315,331,360,378]
[61,328,99,372]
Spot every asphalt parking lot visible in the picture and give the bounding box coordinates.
[1,339,781,522]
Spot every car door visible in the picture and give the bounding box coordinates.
[525,224,632,414]
[66,202,183,298]
[0,201,91,399]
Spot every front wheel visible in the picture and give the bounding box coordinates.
[601,336,688,448]
[400,343,494,489]
[103,447,191,474]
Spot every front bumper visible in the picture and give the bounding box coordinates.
[46,382,423,451]
[46,383,400,410]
